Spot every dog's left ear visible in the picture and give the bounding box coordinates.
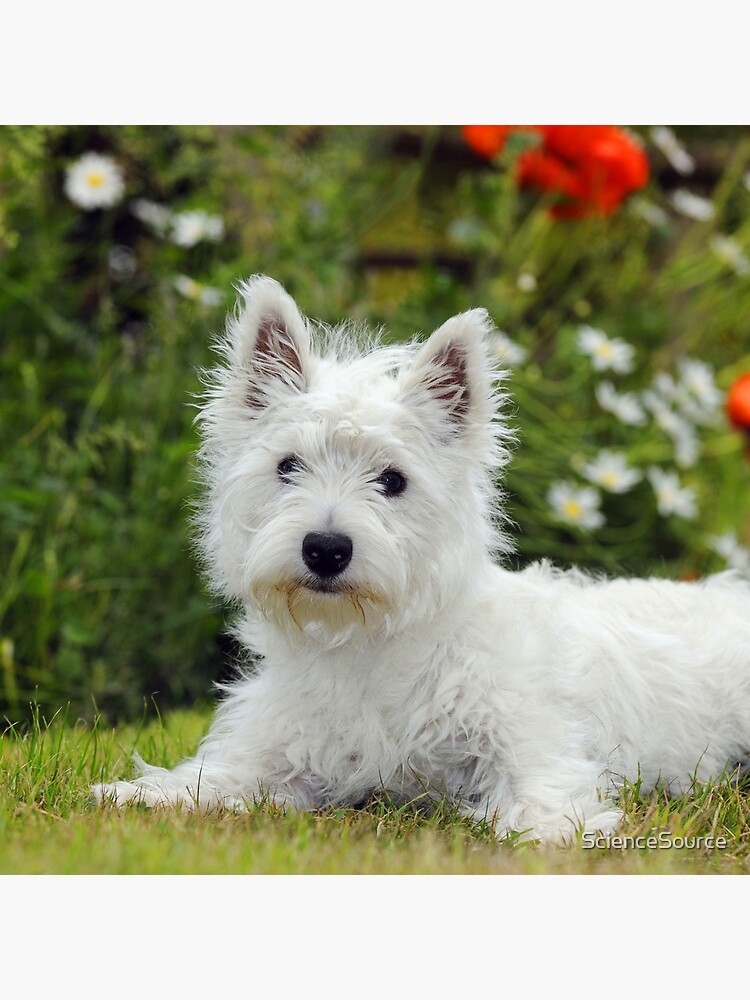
[400,309,495,433]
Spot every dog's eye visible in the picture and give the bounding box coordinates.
[375,468,407,497]
[277,455,303,482]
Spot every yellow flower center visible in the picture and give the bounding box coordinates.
[594,341,615,360]
[601,471,620,489]
[87,171,104,188]
[562,499,583,520]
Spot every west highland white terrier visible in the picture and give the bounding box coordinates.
[92,275,750,843]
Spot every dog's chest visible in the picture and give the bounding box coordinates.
[271,653,491,806]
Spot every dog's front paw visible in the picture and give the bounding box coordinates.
[90,780,172,808]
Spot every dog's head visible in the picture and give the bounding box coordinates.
[196,276,513,647]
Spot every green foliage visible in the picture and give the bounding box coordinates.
[2,125,750,722]
[406,129,750,577]
[0,126,228,719]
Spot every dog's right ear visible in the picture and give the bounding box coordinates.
[226,275,311,410]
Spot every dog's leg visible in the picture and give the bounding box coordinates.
[92,723,306,813]
[463,758,624,845]
[90,752,274,811]
[91,673,319,811]
[466,791,623,845]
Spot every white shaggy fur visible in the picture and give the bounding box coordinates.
[92,276,750,843]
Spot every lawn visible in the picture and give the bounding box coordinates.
[2,707,748,875]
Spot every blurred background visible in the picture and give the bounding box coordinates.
[2,124,750,723]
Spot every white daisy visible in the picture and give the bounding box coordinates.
[676,358,723,424]
[172,274,223,306]
[582,451,641,494]
[595,381,647,426]
[647,468,697,519]
[707,532,750,574]
[710,234,750,277]
[649,126,695,176]
[131,199,172,237]
[630,198,669,227]
[642,390,699,468]
[670,189,715,221]
[517,272,537,293]
[577,326,635,374]
[447,217,484,247]
[642,387,672,423]
[108,245,137,282]
[488,331,527,367]
[644,361,722,450]
[64,152,125,211]
[547,481,605,531]
[673,424,699,468]
[651,372,680,404]
[170,210,225,248]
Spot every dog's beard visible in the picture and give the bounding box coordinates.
[251,578,389,647]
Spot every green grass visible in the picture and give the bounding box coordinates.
[2,706,749,875]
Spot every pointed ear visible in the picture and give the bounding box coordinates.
[227,275,311,409]
[400,308,496,433]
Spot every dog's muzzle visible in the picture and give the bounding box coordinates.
[302,531,353,579]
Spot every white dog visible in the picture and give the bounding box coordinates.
[92,275,750,843]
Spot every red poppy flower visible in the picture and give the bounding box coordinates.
[727,374,750,431]
[461,125,512,159]
[461,125,649,219]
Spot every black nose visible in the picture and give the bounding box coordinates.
[302,532,353,578]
